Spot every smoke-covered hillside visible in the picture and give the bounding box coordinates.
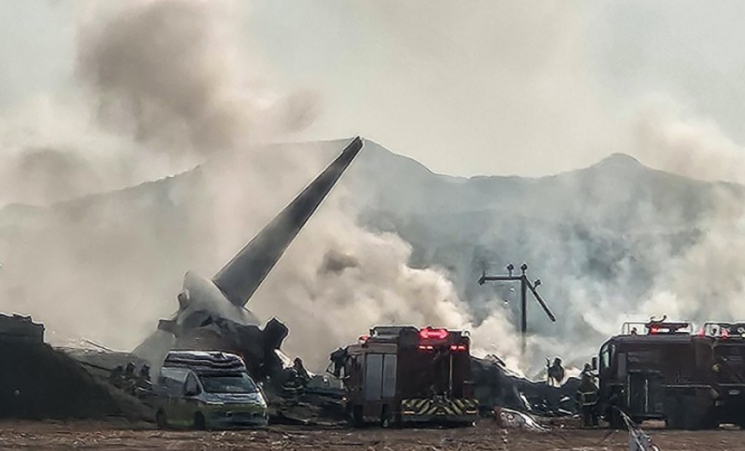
[1,139,743,371]
[348,142,745,347]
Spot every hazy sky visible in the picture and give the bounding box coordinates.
[2,0,745,177]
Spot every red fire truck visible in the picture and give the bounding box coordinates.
[338,326,479,427]
[595,320,745,429]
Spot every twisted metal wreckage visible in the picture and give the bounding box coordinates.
[133,136,364,388]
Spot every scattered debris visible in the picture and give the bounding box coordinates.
[493,407,548,432]
[619,410,661,451]
[471,355,580,416]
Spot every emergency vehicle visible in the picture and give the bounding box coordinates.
[594,320,745,429]
[340,326,479,427]
[700,321,745,428]
[154,351,268,429]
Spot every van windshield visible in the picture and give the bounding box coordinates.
[199,373,259,394]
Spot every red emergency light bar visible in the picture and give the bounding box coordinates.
[419,327,449,340]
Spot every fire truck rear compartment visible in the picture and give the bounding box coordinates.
[343,327,478,427]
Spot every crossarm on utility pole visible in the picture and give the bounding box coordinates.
[526,280,556,322]
[478,274,522,285]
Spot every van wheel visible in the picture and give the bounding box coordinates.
[194,413,206,430]
[156,410,167,429]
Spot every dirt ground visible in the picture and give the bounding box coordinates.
[2,420,745,451]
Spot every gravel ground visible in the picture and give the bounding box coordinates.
[1,419,745,450]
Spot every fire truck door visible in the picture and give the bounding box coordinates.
[382,354,397,398]
[364,354,397,401]
[627,371,664,416]
[364,354,383,401]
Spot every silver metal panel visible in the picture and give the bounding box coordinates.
[365,354,383,401]
[382,354,397,398]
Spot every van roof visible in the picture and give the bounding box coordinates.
[163,350,247,373]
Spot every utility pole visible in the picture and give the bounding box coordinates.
[478,263,556,356]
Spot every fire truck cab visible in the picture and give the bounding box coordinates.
[596,320,707,429]
[340,326,479,427]
[700,321,745,428]
[596,320,745,429]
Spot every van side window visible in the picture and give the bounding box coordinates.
[185,373,201,395]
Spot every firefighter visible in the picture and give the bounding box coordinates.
[135,364,152,395]
[138,364,151,382]
[281,366,304,396]
[109,365,124,388]
[546,357,565,387]
[293,357,311,388]
[577,363,599,427]
[123,362,137,394]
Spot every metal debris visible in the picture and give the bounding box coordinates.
[493,406,548,432]
[619,410,661,451]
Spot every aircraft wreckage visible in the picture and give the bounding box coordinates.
[133,136,364,384]
[2,134,585,423]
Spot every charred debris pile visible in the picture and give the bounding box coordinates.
[0,312,579,424]
[472,355,580,416]
[0,314,129,420]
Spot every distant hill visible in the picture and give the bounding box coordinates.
[0,138,741,364]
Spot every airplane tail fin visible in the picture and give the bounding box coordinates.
[212,136,364,307]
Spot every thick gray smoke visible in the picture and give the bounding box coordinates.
[0,0,521,373]
[2,0,745,378]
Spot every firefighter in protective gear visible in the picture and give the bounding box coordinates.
[577,363,599,427]
[547,357,565,387]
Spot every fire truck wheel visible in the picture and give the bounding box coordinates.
[347,404,364,427]
[665,397,683,430]
[381,406,399,429]
[666,395,703,430]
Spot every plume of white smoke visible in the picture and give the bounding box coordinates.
[543,97,745,369]
[624,98,745,327]
[248,205,524,370]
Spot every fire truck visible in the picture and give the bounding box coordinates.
[700,321,745,428]
[594,320,745,429]
[338,326,479,427]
